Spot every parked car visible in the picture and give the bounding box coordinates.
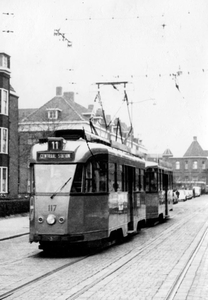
[185,189,193,200]
[177,189,187,201]
[193,186,201,197]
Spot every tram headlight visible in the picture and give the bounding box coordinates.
[47,214,56,225]
[58,216,65,224]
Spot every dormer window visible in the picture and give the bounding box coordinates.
[48,110,58,119]
[47,108,62,120]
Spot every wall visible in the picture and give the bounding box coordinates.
[9,92,19,198]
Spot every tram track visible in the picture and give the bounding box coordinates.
[0,232,28,242]
[0,210,200,300]
[0,204,206,300]
[64,212,204,300]
[164,222,208,300]
[0,254,91,300]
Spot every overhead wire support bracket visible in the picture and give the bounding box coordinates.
[95,81,129,88]
[93,81,131,145]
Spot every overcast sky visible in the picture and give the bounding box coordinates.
[1,0,208,156]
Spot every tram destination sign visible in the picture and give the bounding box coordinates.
[37,152,73,161]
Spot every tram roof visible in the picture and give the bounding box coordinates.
[145,160,172,171]
[30,137,145,166]
[145,161,158,168]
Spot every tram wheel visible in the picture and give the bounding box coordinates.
[159,214,164,223]
[114,229,124,245]
[137,222,141,232]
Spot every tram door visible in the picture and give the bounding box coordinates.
[127,166,134,231]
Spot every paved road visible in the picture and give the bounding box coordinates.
[1,196,208,299]
[0,213,29,240]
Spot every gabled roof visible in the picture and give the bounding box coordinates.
[19,108,38,121]
[183,136,205,157]
[19,90,89,123]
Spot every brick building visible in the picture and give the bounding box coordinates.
[147,136,208,193]
[168,136,208,192]
[0,52,19,198]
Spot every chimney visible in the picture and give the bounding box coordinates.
[193,136,197,141]
[56,86,62,96]
[63,92,74,102]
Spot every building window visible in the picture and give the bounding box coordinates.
[176,161,180,169]
[0,167,7,193]
[0,54,8,68]
[202,161,206,169]
[185,161,188,169]
[0,128,8,153]
[193,161,198,169]
[0,89,8,115]
[47,108,62,120]
[48,110,58,119]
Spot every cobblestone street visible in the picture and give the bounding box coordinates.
[1,196,208,299]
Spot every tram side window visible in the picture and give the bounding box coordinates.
[135,168,140,191]
[132,168,136,191]
[71,164,83,192]
[151,170,157,192]
[117,164,122,192]
[99,161,107,192]
[145,171,150,192]
[85,160,108,193]
[122,165,128,191]
[85,162,93,192]
[136,168,145,191]
[145,169,157,192]
[109,163,118,192]
[140,169,145,191]
[158,170,162,191]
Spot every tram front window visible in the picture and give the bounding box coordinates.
[34,164,76,193]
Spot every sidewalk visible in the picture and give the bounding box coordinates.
[0,214,29,240]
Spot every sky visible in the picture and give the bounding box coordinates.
[1,0,208,156]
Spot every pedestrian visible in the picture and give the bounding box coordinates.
[176,190,180,199]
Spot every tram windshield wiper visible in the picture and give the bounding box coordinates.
[50,177,72,199]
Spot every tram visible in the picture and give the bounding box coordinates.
[29,129,146,251]
[145,160,173,224]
